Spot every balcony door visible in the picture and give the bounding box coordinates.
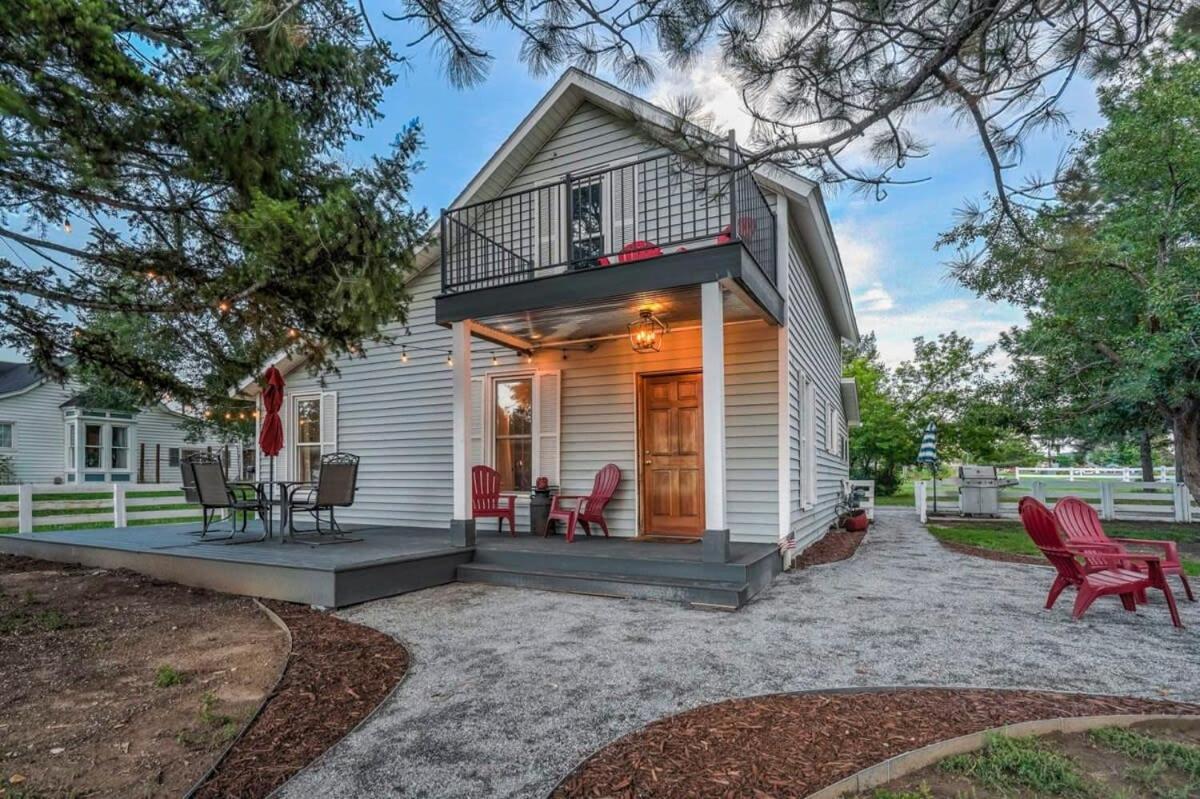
[637,371,705,537]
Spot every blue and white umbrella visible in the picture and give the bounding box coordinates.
[917,421,939,512]
[917,422,938,465]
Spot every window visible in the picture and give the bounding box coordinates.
[493,377,533,491]
[110,426,129,469]
[0,422,12,449]
[66,422,75,468]
[570,181,603,265]
[295,396,322,483]
[84,424,103,469]
[168,447,180,467]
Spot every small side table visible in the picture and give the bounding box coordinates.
[530,488,555,537]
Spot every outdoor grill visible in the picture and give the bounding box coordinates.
[957,465,1019,516]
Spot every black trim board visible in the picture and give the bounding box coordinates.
[435,244,784,325]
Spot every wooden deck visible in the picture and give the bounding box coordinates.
[0,522,782,609]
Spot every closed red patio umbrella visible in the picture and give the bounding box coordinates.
[259,366,285,534]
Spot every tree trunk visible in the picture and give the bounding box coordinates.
[1139,429,1155,483]
[1173,399,1200,501]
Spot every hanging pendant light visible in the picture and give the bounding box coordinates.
[628,308,667,353]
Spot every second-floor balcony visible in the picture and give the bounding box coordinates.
[435,151,781,327]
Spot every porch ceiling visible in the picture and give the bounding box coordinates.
[473,284,761,346]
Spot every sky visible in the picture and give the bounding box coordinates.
[342,9,1109,369]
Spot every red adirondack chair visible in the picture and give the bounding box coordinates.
[1054,495,1194,602]
[545,464,621,543]
[472,465,516,536]
[1018,497,1182,627]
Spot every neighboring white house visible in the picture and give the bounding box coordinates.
[239,69,860,553]
[0,361,246,485]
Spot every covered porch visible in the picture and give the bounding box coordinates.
[443,275,787,563]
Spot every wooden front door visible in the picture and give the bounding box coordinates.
[638,371,705,536]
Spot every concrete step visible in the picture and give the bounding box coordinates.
[456,562,751,609]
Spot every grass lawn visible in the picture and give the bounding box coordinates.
[927,520,1200,576]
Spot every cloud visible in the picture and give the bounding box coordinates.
[856,282,895,313]
[859,296,1025,370]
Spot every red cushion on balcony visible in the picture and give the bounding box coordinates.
[617,241,662,263]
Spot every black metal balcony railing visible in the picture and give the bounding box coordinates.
[440,151,777,294]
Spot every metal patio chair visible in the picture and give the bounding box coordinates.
[189,453,260,541]
[286,452,361,543]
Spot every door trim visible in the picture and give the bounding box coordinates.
[635,369,705,537]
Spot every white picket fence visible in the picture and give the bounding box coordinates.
[0,483,203,534]
[1010,466,1175,482]
[916,479,1198,523]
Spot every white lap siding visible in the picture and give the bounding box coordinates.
[280,263,780,540]
[786,217,849,547]
[0,381,73,483]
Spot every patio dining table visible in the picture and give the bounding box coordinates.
[227,479,316,543]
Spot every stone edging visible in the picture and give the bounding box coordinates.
[183,598,294,799]
[805,712,1200,799]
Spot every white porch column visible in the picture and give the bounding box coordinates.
[774,192,791,543]
[449,320,475,546]
[701,281,729,562]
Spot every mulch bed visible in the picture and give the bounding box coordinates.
[793,527,867,568]
[937,539,1044,566]
[190,600,409,799]
[551,688,1200,799]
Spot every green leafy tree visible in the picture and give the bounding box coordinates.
[0,0,426,409]
[842,334,913,494]
[943,35,1200,497]
[843,331,1037,492]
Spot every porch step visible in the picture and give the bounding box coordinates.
[456,562,752,609]
[471,541,774,585]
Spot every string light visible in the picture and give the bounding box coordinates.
[445,352,453,367]
[224,412,232,420]
[526,352,533,364]
[217,301,230,313]
[400,346,408,363]
[204,410,212,419]
[491,352,498,367]
[287,328,299,338]
[238,412,246,420]
[145,270,156,280]
[63,220,72,234]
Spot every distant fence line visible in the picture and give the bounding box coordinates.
[1007,466,1175,482]
[916,479,1197,524]
[0,482,200,534]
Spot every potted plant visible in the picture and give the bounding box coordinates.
[836,485,869,531]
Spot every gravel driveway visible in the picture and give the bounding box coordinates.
[280,509,1199,799]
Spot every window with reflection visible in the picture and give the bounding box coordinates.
[570,181,603,266]
[84,424,103,469]
[295,397,322,483]
[494,377,533,491]
[110,426,129,469]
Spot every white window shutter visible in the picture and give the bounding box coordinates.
[320,391,338,455]
[533,370,561,486]
[536,187,559,270]
[470,377,484,467]
[826,401,838,454]
[806,379,817,506]
[605,164,638,252]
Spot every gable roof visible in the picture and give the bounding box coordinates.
[0,361,46,399]
[238,68,858,396]
[433,68,858,342]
